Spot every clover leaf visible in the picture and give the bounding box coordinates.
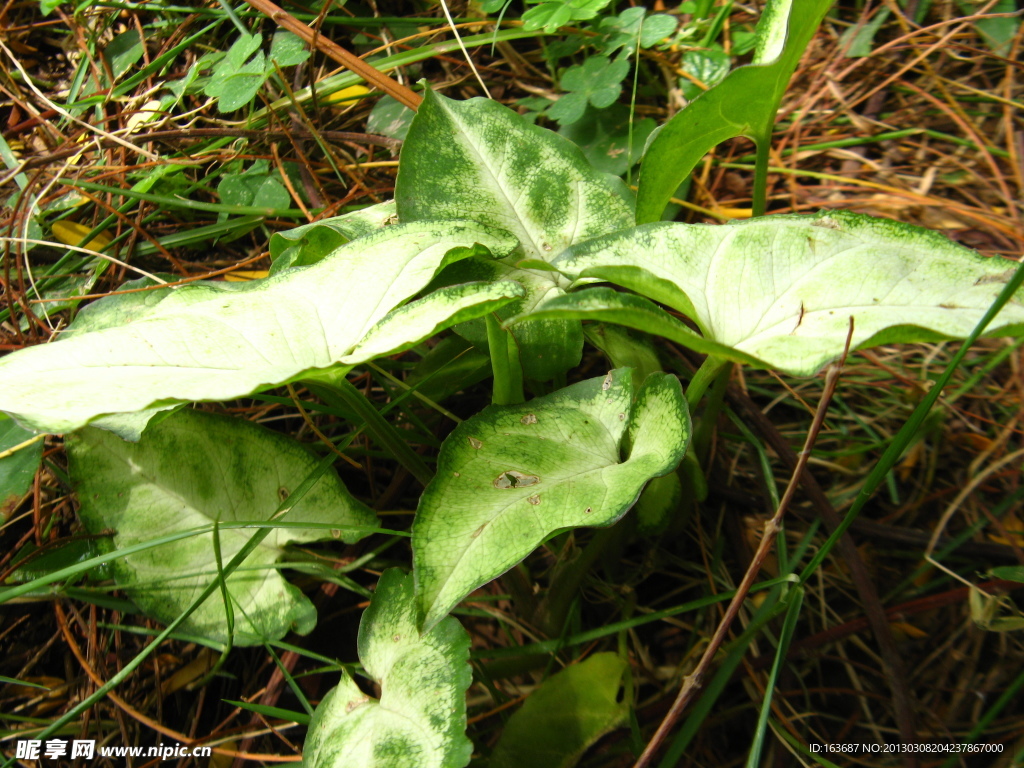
[521,0,614,33]
[598,7,678,58]
[548,56,631,126]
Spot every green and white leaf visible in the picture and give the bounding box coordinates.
[367,97,415,143]
[413,368,689,629]
[489,653,629,768]
[508,287,761,366]
[395,90,635,379]
[678,50,731,100]
[60,275,181,335]
[90,405,181,442]
[347,280,527,363]
[396,89,633,262]
[67,409,377,646]
[752,0,793,64]
[269,201,397,273]
[303,569,472,768]
[553,211,1024,376]
[0,222,518,433]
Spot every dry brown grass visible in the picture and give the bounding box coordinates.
[1,1,1022,766]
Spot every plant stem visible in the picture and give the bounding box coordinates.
[684,355,728,410]
[537,526,619,637]
[500,564,539,618]
[486,314,525,405]
[692,360,732,466]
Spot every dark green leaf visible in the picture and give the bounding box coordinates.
[550,56,631,125]
[599,8,678,57]
[522,0,613,33]
[0,418,43,517]
[489,653,629,768]
[104,31,145,79]
[636,0,833,222]
[559,104,655,175]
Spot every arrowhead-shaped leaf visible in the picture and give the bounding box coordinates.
[395,87,634,378]
[0,222,518,433]
[396,89,633,261]
[67,409,378,645]
[395,89,634,380]
[413,369,690,629]
[552,211,1024,376]
[635,0,833,222]
[303,569,472,768]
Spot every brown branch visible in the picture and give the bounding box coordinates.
[241,0,422,111]
[710,488,1023,562]
[635,328,855,768]
[52,602,300,763]
[1,129,402,183]
[724,385,920,763]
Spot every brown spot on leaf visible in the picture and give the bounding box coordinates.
[810,217,841,230]
[974,269,1015,285]
[2,494,21,520]
[346,696,371,713]
[468,437,483,449]
[493,470,540,489]
[521,414,538,425]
